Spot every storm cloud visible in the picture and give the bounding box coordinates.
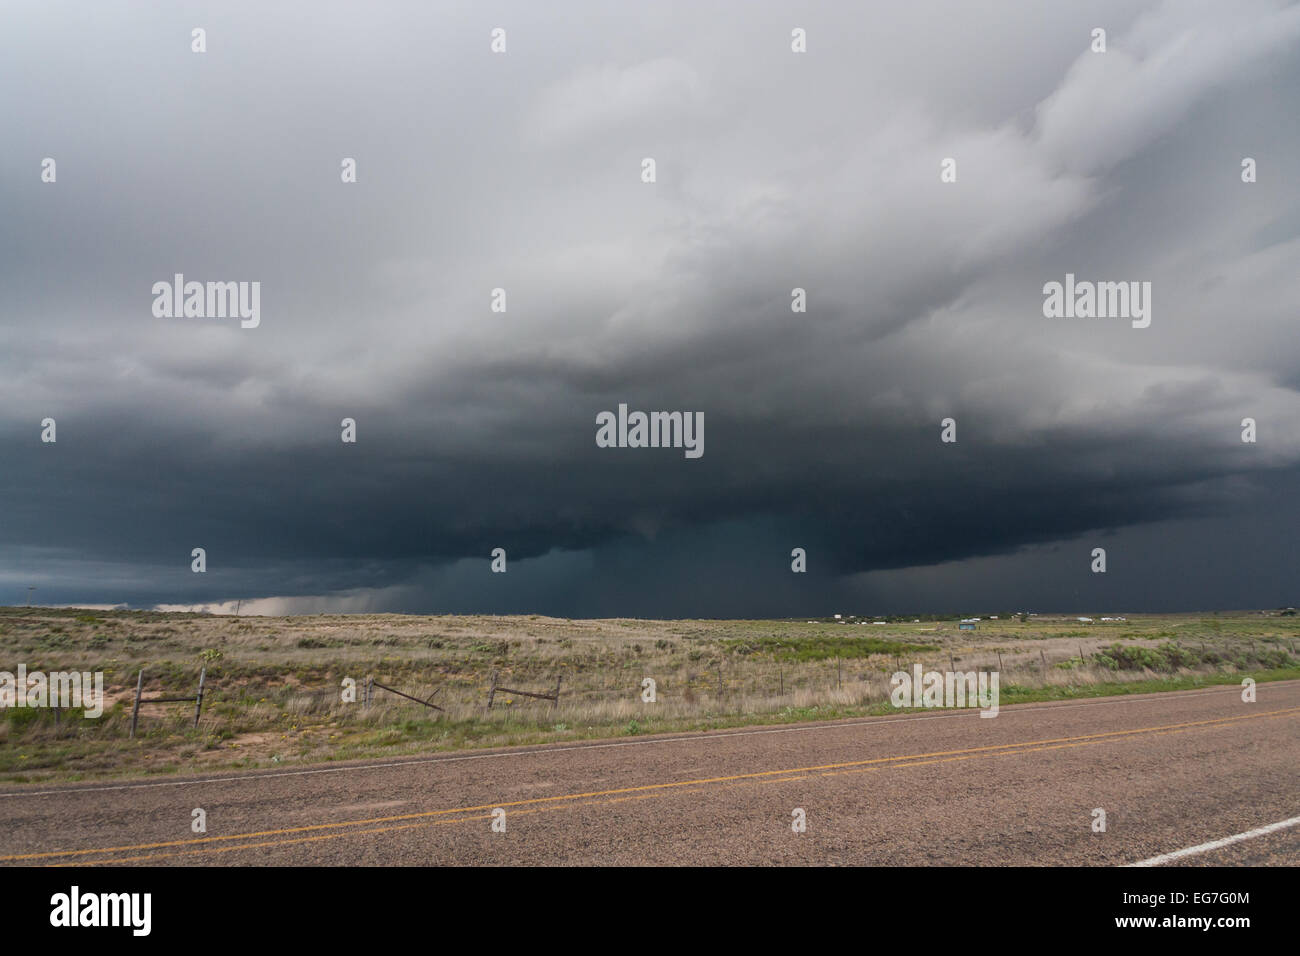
[2,0,1299,616]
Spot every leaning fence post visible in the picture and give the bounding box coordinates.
[193,667,206,728]
[552,675,561,711]
[487,671,497,710]
[1040,648,1047,669]
[130,669,144,739]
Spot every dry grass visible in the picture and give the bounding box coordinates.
[1,607,1296,782]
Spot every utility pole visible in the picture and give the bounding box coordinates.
[25,586,35,607]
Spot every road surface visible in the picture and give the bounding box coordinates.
[1,680,1297,865]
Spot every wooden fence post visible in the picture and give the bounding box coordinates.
[552,675,562,711]
[130,669,144,739]
[193,667,206,728]
[487,671,497,710]
[996,650,1003,671]
[1040,648,1047,669]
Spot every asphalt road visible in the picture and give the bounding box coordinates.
[2,680,1297,866]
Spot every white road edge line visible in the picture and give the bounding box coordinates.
[1128,815,1300,866]
[0,682,1291,799]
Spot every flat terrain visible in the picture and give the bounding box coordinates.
[2,679,1296,866]
[2,606,1297,783]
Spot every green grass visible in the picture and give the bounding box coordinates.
[719,635,937,662]
[1092,641,1291,672]
[997,666,1300,704]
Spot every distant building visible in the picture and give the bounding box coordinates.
[959,622,976,631]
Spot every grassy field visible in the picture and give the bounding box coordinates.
[1,606,1297,783]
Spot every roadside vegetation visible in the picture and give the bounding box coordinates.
[1,607,1296,783]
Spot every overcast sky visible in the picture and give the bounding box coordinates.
[2,0,1299,617]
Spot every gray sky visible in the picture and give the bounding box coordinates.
[2,0,1299,616]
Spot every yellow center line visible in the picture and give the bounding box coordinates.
[8,705,1296,865]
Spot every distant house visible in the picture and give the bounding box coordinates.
[1077,617,1094,623]
[959,622,976,631]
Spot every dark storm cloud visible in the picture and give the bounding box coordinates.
[2,0,1299,615]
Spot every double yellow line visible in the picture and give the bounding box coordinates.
[5,705,1296,866]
